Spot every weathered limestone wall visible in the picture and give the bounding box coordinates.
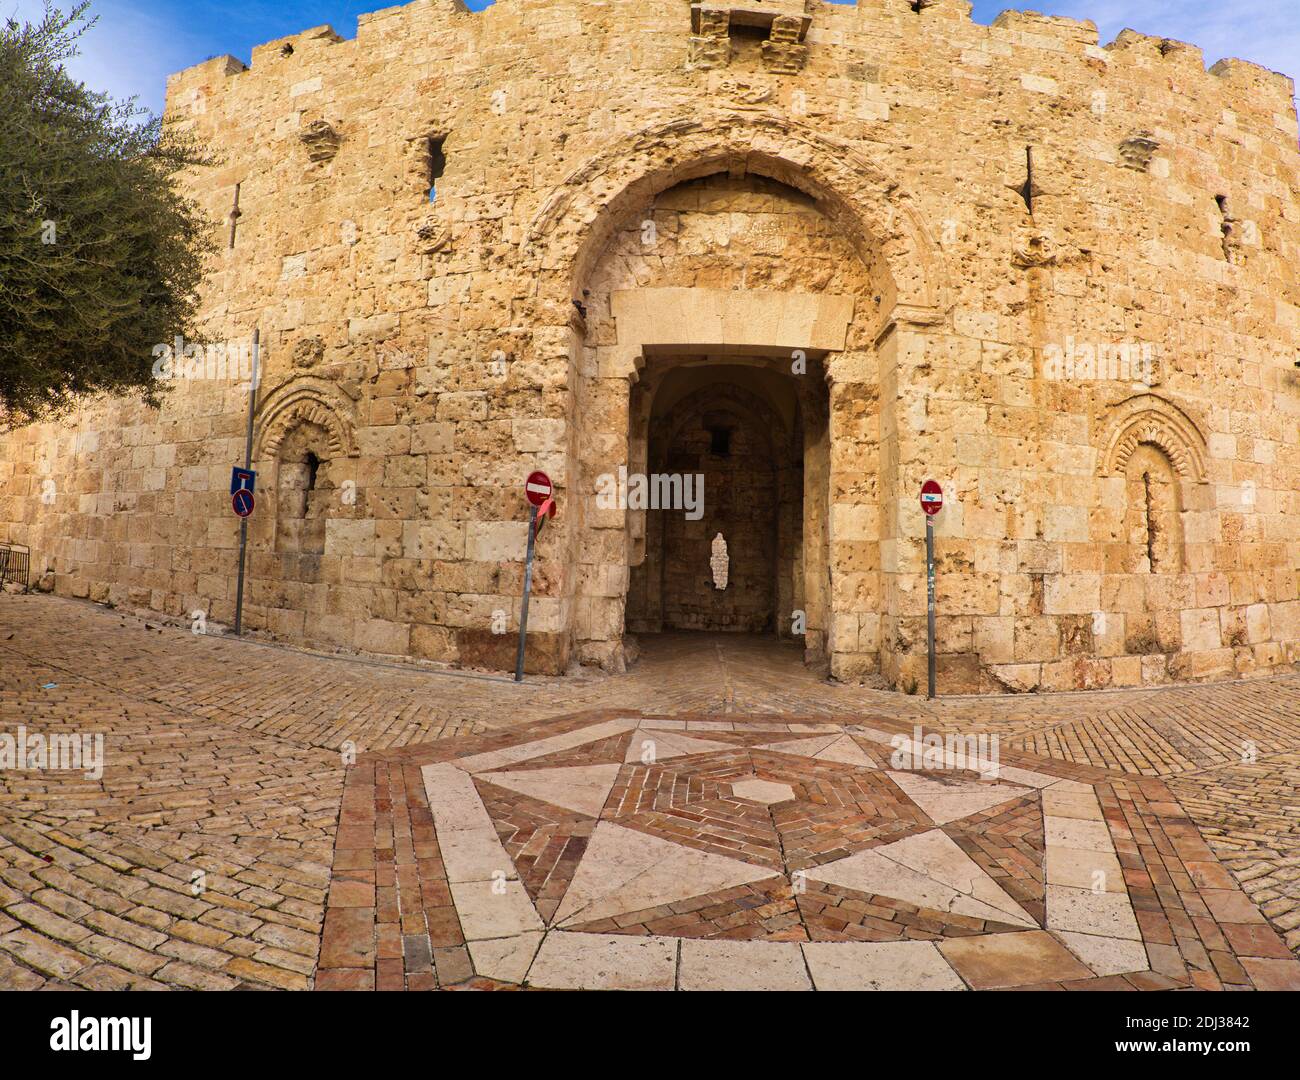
[0,0,1297,692]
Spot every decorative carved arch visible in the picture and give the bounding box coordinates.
[254,376,359,461]
[1099,394,1209,483]
[521,111,949,320]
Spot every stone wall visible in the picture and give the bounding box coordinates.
[0,0,1297,692]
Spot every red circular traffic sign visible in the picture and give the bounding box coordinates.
[920,480,943,516]
[232,489,255,518]
[525,471,553,508]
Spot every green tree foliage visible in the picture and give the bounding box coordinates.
[0,2,215,428]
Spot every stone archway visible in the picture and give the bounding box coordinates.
[245,376,360,637]
[565,167,880,671]
[516,115,945,675]
[521,110,949,321]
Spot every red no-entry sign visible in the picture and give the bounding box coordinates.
[525,471,553,507]
[516,474,556,683]
[920,479,943,516]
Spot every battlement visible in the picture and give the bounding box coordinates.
[161,0,1297,135]
[248,25,344,68]
[991,9,1098,46]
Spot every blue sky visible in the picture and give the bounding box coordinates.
[5,0,1297,116]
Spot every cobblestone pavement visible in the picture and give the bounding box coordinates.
[1,595,1297,989]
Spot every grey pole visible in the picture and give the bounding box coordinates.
[514,504,539,682]
[234,328,260,637]
[926,513,936,700]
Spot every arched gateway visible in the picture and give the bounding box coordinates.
[516,112,948,677]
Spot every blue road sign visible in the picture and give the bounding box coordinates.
[232,489,255,518]
[231,467,257,495]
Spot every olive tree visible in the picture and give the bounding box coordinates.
[0,2,214,428]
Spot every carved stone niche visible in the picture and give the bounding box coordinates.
[291,336,326,370]
[299,119,342,163]
[688,2,812,73]
[1119,132,1160,172]
[416,219,451,254]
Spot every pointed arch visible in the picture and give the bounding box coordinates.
[520,110,949,321]
[253,376,359,461]
[1099,394,1209,483]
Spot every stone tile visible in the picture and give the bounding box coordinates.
[438,828,518,885]
[1045,847,1125,892]
[1045,885,1142,941]
[527,932,677,990]
[553,822,773,928]
[449,880,543,941]
[888,772,1031,825]
[678,939,811,991]
[1240,957,1300,991]
[623,730,736,763]
[479,763,621,818]
[1201,889,1267,925]
[1056,931,1150,976]
[731,777,797,805]
[467,931,543,984]
[1044,817,1115,853]
[803,941,965,991]
[938,930,1094,990]
[809,830,1036,928]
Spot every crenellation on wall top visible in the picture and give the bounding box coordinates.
[165,54,246,93]
[991,10,1098,46]
[873,0,972,20]
[1105,28,1294,101]
[359,0,470,25]
[158,0,1298,160]
[357,0,471,39]
[249,26,344,67]
[1209,58,1297,109]
[164,2,470,96]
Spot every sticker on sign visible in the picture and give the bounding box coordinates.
[920,479,943,516]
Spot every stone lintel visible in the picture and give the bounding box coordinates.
[610,287,854,375]
[691,2,812,40]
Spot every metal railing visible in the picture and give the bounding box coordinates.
[0,542,31,590]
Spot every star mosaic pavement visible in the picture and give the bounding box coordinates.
[317,711,1300,991]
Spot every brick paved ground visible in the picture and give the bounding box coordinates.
[1,594,1297,989]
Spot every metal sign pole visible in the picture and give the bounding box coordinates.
[234,328,260,637]
[926,513,936,700]
[514,504,539,682]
